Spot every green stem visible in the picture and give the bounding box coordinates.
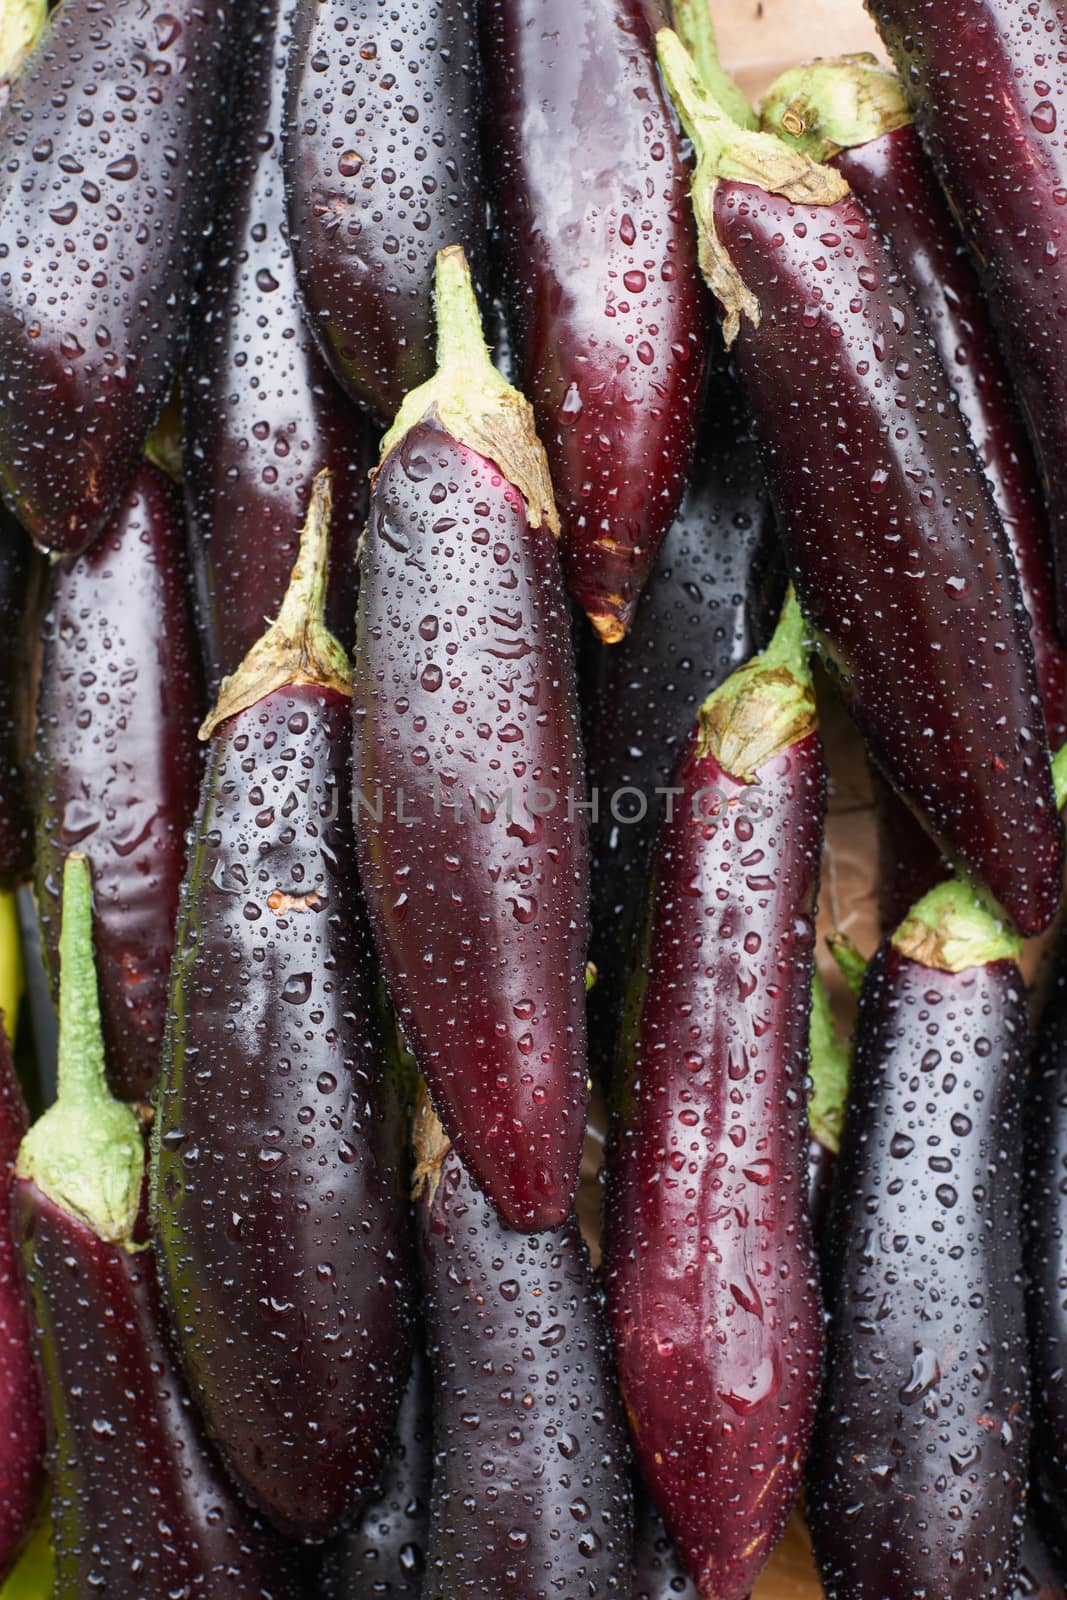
[759,54,912,162]
[807,969,850,1155]
[15,856,143,1246]
[0,0,46,91]
[697,588,816,781]
[669,0,756,130]
[1052,738,1067,811]
[892,878,1021,974]
[200,470,351,738]
[827,931,868,998]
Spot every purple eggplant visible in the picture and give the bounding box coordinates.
[284,0,487,427]
[658,29,1064,936]
[581,351,780,1083]
[604,593,826,1600]
[809,880,1030,1600]
[352,247,588,1233]
[15,854,300,1599]
[632,1491,698,1600]
[480,0,709,642]
[0,0,236,555]
[762,55,1067,746]
[0,510,39,890]
[152,474,413,1541]
[865,0,1067,638]
[34,460,201,1102]
[413,1093,633,1599]
[185,0,371,690]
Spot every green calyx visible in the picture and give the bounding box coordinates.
[827,930,868,998]
[807,970,850,1155]
[892,878,1022,974]
[697,588,816,781]
[0,0,46,89]
[655,28,850,343]
[379,246,559,537]
[669,0,756,130]
[200,469,351,738]
[759,54,912,162]
[15,856,143,1248]
[1052,738,1067,812]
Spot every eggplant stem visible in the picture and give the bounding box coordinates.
[697,587,816,781]
[807,969,850,1155]
[0,0,47,91]
[669,0,757,130]
[759,54,912,162]
[827,930,868,998]
[1052,738,1067,811]
[15,855,143,1246]
[411,1082,451,1208]
[892,878,1021,974]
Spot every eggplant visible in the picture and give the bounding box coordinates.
[0,510,38,890]
[809,880,1030,1600]
[658,30,1064,936]
[480,0,709,642]
[581,351,780,1083]
[352,247,588,1233]
[1014,1521,1067,1600]
[0,0,235,555]
[15,854,299,1599]
[0,1009,43,1580]
[872,767,950,935]
[284,0,486,428]
[185,0,371,691]
[34,460,201,1102]
[604,594,826,1600]
[320,1344,431,1599]
[152,474,413,1541]
[865,0,1067,638]
[633,1494,698,1600]
[413,1093,633,1599]
[762,55,1067,746]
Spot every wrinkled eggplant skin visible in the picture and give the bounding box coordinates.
[320,1345,431,1599]
[581,356,779,1084]
[0,0,234,555]
[0,513,37,888]
[872,768,949,934]
[352,420,589,1233]
[0,1034,42,1581]
[417,1143,633,1599]
[481,0,708,639]
[284,1,486,427]
[605,734,826,1600]
[717,184,1063,936]
[834,125,1067,743]
[809,944,1030,1600]
[866,0,1067,638]
[34,462,202,1102]
[16,1184,300,1599]
[152,684,413,1542]
[184,0,371,691]
[632,1492,698,1600]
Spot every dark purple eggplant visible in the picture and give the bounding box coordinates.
[284,0,487,427]
[809,880,1030,1600]
[658,29,1064,936]
[1015,1520,1067,1600]
[185,0,371,691]
[413,1093,633,1599]
[0,510,38,889]
[34,460,201,1102]
[762,55,1067,747]
[0,0,236,555]
[320,1344,431,1599]
[581,350,780,1084]
[632,1493,698,1600]
[865,0,1067,638]
[151,474,413,1541]
[352,247,588,1233]
[872,767,950,934]
[15,853,300,1599]
[604,594,825,1600]
[0,1007,43,1580]
[480,0,709,642]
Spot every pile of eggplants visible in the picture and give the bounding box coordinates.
[3,2,1067,1598]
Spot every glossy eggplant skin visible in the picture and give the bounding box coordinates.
[832,124,1067,744]
[352,419,589,1233]
[320,1345,431,1600]
[0,0,234,555]
[284,1,487,427]
[416,1138,633,1599]
[0,511,37,889]
[185,0,370,690]
[809,944,1030,1600]
[604,733,826,1600]
[717,184,1063,936]
[632,1493,698,1600]
[866,0,1067,638]
[1014,1521,1067,1600]
[16,1183,300,1599]
[872,768,948,934]
[581,355,779,1083]
[152,683,413,1542]
[34,462,201,1102]
[0,1031,42,1581]
[480,0,709,642]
